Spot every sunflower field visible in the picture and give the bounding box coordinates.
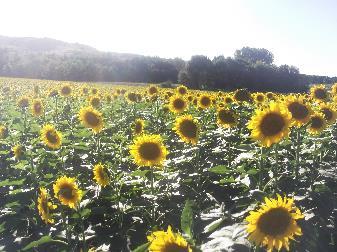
[0,77,337,252]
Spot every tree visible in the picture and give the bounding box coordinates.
[234,47,274,65]
[185,55,214,89]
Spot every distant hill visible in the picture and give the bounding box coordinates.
[0,35,336,92]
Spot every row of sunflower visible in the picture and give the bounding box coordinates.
[0,77,337,251]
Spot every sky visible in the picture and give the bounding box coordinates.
[1,0,337,76]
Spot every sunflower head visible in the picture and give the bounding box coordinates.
[134,119,145,135]
[48,89,59,98]
[126,92,138,103]
[53,176,82,209]
[93,163,110,187]
[79,106,104,133]
[246,195,304,252]
[285,96,312,127]
[310,84,329,101]
[320,103,337,125]
[130,134,168,167]
[169,95,187,113]
[147,226,192,252]
[173,115,199,145]
[308,113,327,135]
[198,94,212,109]
[177,85,188,96]
[12,145,24,160]
[255,93,266,104]
[148,85,159,96]
[331,83,337,96]
[17,96,29,109]
[266,92,275,100]
[91,88,98,95]
[224,96,233,104]
[31,99,44,117]
[60,84,72,97]
[40,124,62,149]
[217,108,238,128]
[248,102,292,147]
[89,96,101,108]
[234,89,252,103]
[37,188,57,224]
[0,125,8,139]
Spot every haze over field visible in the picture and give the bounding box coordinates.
[1,0,337,76]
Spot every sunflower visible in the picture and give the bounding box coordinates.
[31,99,44,117]
[89,96,101,108]
[198,94,212,109]
[0,125,8,139]
[234,89,252,102]
[12,145,24,160]
[93,163,110,187]
[126,92,138,103]
[130,134,168,167]
[307,113,327,135]
[331,83,337,96]
[17,96,29,109]
[60,84,72,97]
[246,195,304,252]
[254,93,266,104]
[48,89,59,98]
[266,92,275,100]
[147,226,192,252]
[224,96,233,104]
[40,124,62,149]
[173,115,199,145]
[310,84,328,101]
[217,108,237,128]
[248,102,291,147]
[169,95,187,113]
[148,85,159,96]
[78,106,104,133]
[177,85,188,96]
[37,188,57,224]
[91,88,98,95]
[285,96,312,126]
[134,119,145,135]
[319,103,337,125]
[53,176,83,209]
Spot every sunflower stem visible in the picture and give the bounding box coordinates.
[294,129,301,180]
[150,168,155,226]
[274,144,279,192]
[258,147,264,190]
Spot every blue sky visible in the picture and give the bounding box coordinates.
[1,0,337,76]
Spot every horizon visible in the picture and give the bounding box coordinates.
[1,0,337,76]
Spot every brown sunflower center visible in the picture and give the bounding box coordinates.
[149,87,158,95]
[321,108,333,121]
[85,111,100,127]
[256,95,264,102]
[311,116,324,129]
[260,113,285,137]
[91,98,100,107]
[234,89,251,102]
[61,86,71,95]
[200,96,211,107]
[179,120,198,139]
[314,89,327,99]
[135,122,143,133]
[34,103,42,113]
[288,102,309,120]
[178,87,187,95]
[257,207,291,236]
[59,185,74,200]
[173,99,185,110]
[138,142,161,161]
[46,130,58,144]
[41,198,49,213]
[128,93,138,102]
[163,243,189,252]
[218,110,236,124]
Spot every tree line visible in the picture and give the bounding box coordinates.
[0,42,336,92]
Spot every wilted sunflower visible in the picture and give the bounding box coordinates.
[173,115,199,145]
[60,84,72,97]
[307,113,326,135]
[89,96,101,108]
[248,102,291,147]
[177,85,188,95]
[285,96,312,126]
[17,96,29,109]
[147,226,192,252]
[169,95,187,113]
[0,125,8,139]
[53,176,83,209]
[134,119,145,135]
[79,106,104,133]
[40,124,62,149]
[246,195,304,252]
[37,188,57,224]
[234,89,252,103]
[320,103,337,125]
[310,84,328,101]
[31,99,44,117]
[198,94,212,109]
[217,108,237,128]
[93,163,110,187]
[130,134,168,167]
[12,145,24,160]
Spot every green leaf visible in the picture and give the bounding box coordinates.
[132,242,150,252]
[130,169,150,177]
[80,208,91,218]
[181,199,195,239]
[22,235,67,251]
[0,178,25,187]
[209,165,231,174]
